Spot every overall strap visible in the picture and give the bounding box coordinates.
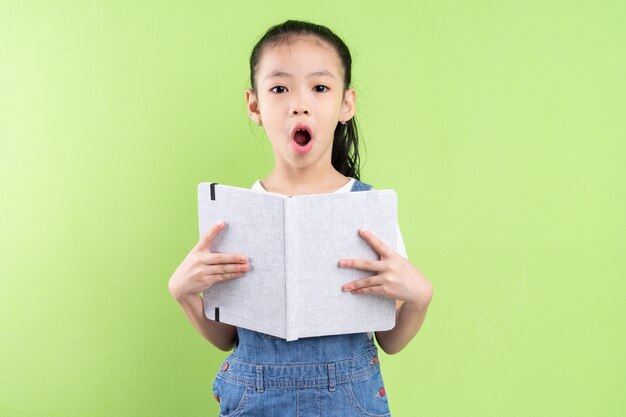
[350,179,373,192]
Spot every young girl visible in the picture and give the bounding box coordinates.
[168,20,433,417]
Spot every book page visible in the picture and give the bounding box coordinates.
[198,183,287,338]
[284,190,397,340]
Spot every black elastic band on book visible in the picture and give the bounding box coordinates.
[210,183,217,200]
[215,307,220,322]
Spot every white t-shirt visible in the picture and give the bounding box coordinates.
[251,177,407,341]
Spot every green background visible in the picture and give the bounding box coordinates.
[1,1,624,416]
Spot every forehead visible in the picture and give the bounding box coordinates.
[257,36,343,80]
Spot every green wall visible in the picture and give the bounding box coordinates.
[1,1,624,416]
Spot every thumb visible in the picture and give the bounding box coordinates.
[195,220,226,252]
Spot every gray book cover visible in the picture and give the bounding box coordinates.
[198,182,397,341]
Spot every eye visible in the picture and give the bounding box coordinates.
[314,85,329,93]
[270,86,287,94]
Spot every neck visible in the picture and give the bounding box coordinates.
[260,165,350,196]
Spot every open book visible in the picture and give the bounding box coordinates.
[198,182,398,341]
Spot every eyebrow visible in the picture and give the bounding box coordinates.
[263,70,336,81]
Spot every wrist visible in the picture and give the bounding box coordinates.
[174,292,201,306]
[404,282,434,312]
[403,300,424,312]
[403,296,431,313]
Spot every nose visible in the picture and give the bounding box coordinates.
[289,94,310,116]
[292,108,308,115]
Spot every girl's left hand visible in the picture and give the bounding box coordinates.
[338,228,433,310]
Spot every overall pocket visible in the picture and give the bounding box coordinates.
[342,367,391,417]
[212,375,252,417]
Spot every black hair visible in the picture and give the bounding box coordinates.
[249,19,364,180]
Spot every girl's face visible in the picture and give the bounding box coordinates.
[246,36,355,173]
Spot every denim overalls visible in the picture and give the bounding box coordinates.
[211,179,392,417]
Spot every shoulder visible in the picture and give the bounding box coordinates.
[350,179,374,192]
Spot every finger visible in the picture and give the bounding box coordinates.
[195,220,226,252]
[358,228,393,257]
[342,274,384,291]
[207,271,246,283]
[349,285,388,296]
[205,262,250,277]
[338,258,385,272]
[199,252,249,265]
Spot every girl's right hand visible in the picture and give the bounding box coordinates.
[168,220,249,301]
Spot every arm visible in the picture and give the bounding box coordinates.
[339,228,434,355]
[375,297,431,355]
[168,220,250,352]
[174,294,238,352]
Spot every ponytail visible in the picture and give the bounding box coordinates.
[331,117,363,180]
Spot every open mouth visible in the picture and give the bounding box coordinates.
[293,128,312,146]
[291,124,314,154]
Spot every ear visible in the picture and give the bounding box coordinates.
[245,88,261,123]
[340,88,356,123]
